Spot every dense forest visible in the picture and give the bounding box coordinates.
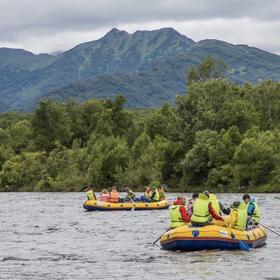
[0,58,279,193]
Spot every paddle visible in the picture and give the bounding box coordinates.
[129,197,135,211]
[152,228,170,245]
[225,221,250,251]
[259,222,280,237]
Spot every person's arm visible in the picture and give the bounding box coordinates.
[209,203,224,221]
[220,202,230,215]
[179,206,191,223]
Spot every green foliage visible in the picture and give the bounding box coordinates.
[31,100,72,152]
[87,135,129,187]
[187,57,228,84]
[0,58,280,192]
[9,120,32,153]
[0,152,45,191]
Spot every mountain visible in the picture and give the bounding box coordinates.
[0,28,279,111]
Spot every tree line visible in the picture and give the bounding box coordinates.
[0,58,280,192]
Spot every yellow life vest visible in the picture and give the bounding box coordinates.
[209,193,221,215]
[251,201,260,223]
[191,193,210,224]
[159,190,166,201]
[145,190,153,198]
[169,205,187,228]
[153,188,160,201]
[234,203,247,230]
[86,190,95,200]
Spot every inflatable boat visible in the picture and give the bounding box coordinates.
[160,224,267,251]
[83,199,169,211]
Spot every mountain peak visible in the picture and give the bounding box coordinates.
[103,28,129,39]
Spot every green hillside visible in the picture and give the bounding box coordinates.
[0,28,279,111]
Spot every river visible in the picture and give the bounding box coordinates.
[0,193,279,280]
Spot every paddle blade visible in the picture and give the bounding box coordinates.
[239,240,250,251]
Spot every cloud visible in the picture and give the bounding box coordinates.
[0,0,279,54]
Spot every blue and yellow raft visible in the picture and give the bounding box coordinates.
[83,199,169,211]
[160,224,267,251]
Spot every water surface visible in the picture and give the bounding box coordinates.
[0,193,279,280]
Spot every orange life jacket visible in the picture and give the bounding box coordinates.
[110,190,119,203]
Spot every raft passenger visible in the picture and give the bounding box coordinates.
[139,186,153,202]
[158,185,166,201]
[187,193,198,214]
[145,186,153,201]
[109,186,119,203]
[242,194,260,224]
[85,186,97,200]
[191,191,224,227]
[170,196,191,229]
[228,201,248,230]
[209,193,231,216]
[151,186,160,202]
[124,187,136,201]
[100,189,110,202]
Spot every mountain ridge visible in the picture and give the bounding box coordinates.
[0,27,279,111]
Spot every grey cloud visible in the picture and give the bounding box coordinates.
[0,0,279,53]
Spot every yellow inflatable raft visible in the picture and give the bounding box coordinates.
[83,199,169,211]
[160,224,267,250]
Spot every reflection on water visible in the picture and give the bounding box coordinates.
[0,193,279,280]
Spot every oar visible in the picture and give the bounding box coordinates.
[152,228,170,245]
[129,197,135,211]
[259,222,280,237]
[225,221,250,251]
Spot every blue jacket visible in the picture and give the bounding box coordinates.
[247,199,255,216]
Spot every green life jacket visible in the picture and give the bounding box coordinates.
[153,188,160,201]
[209,193,221,215]
[159,190,166,201]
[170,205,187,228]
[191,193,210,224]
[234,203,247,230]
[250,201,260,223]
[86,190,94,200]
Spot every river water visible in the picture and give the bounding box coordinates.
[0,193,279,280]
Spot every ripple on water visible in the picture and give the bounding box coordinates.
[0,193,279,280]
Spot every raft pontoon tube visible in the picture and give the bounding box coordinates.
[160,224,267,250]
[83,199,169,211]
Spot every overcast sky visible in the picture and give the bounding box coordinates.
[0,0,279,54]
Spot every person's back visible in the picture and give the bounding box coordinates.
[191,191,224,226]
[151,187,160,202]
[191,193,210,226]
[170,196,190,228]
[158,186,166,201]
[100,189,110,202]
[110,187,119,203]
[228,201,247,230]
[209,193,221,215]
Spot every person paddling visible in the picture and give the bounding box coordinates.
[228,201,248,230]
[169,196,191,229]
[191,191,224,227]
[242,194,261,224]
[109,186,119,203]
[84,185,97,201]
